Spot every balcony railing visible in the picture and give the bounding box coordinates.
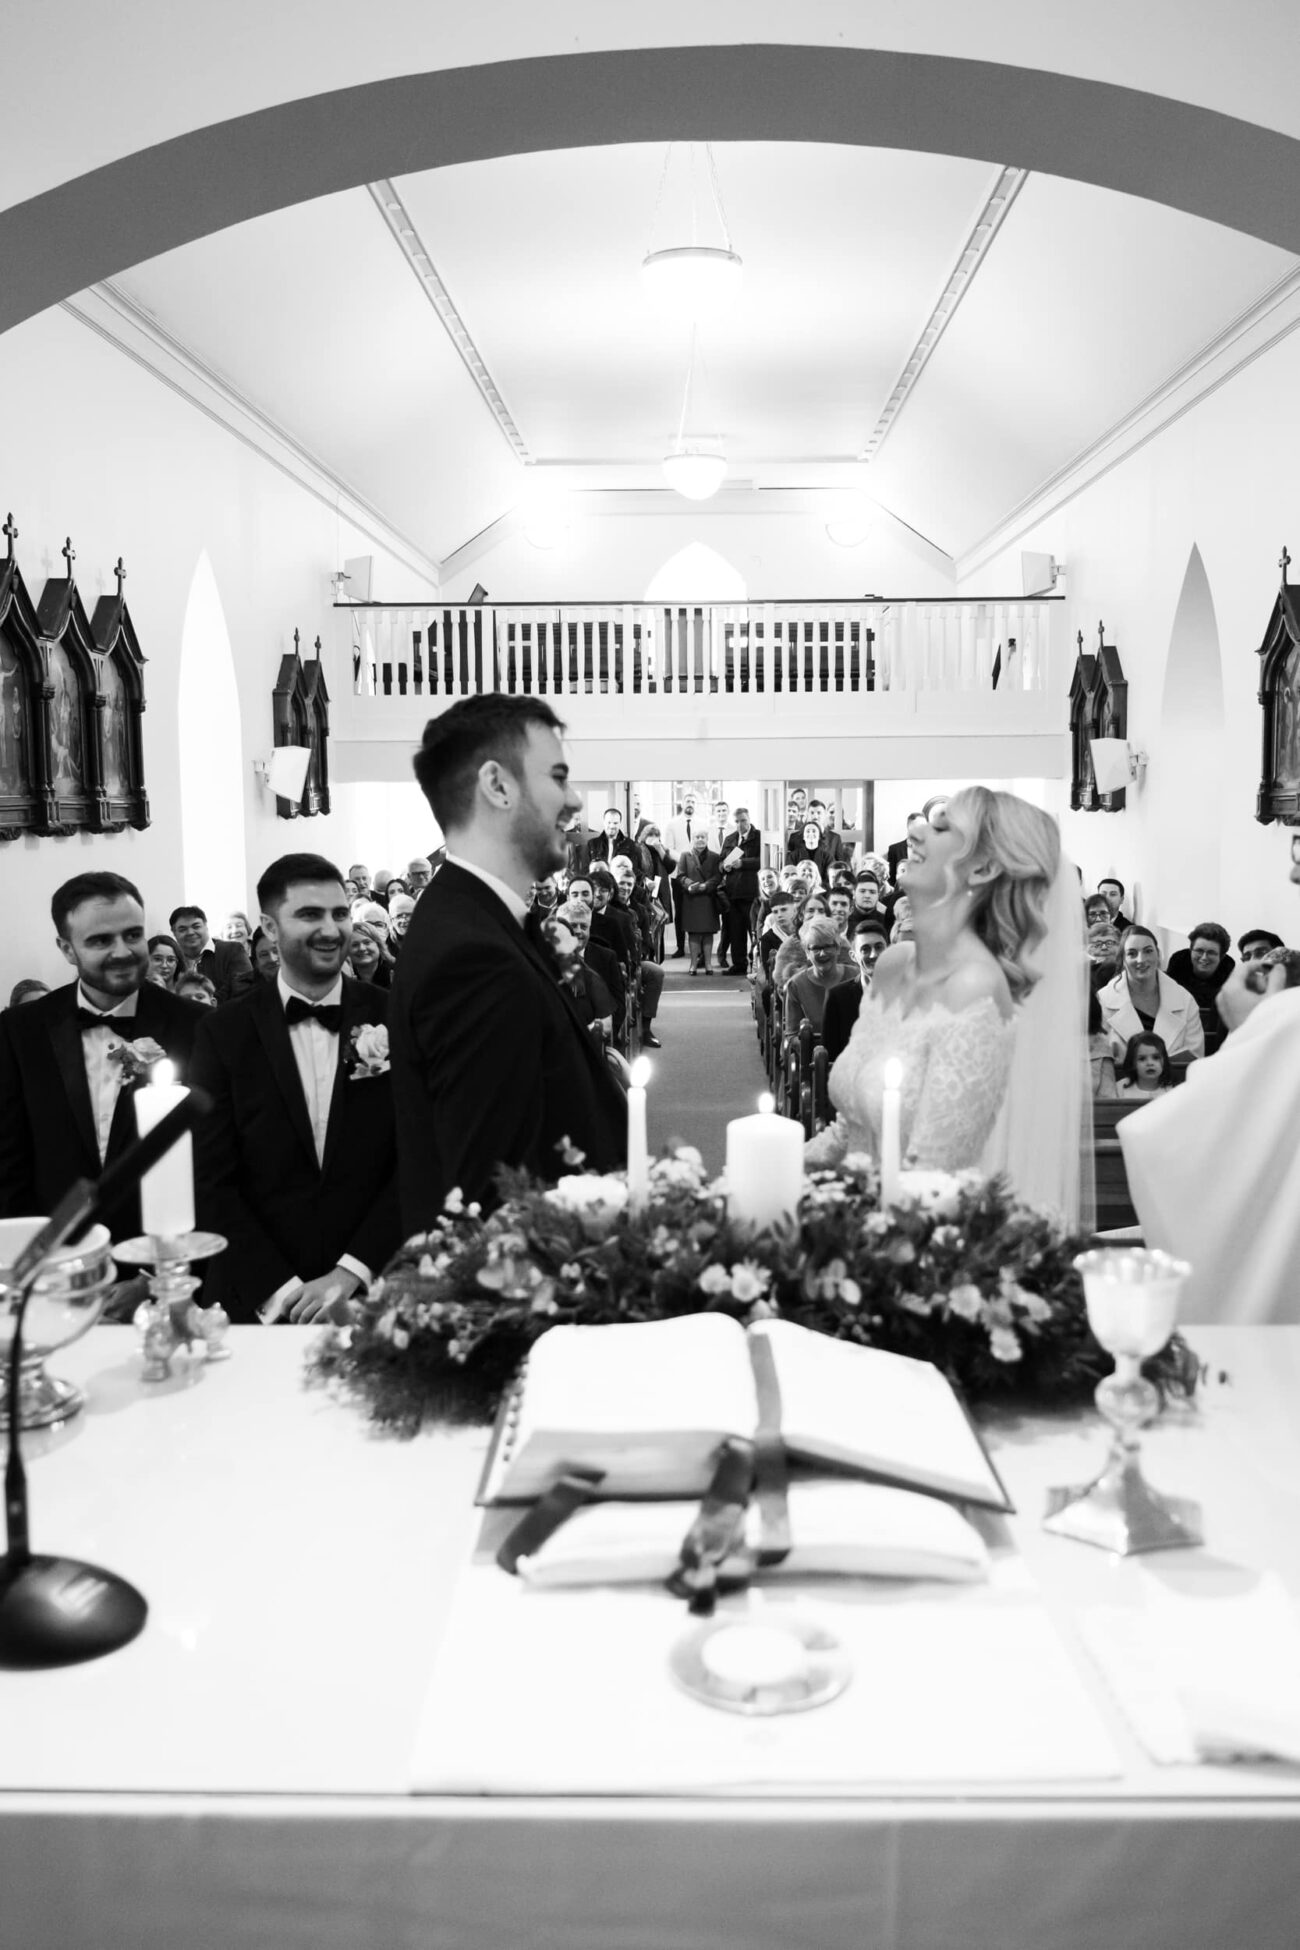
[340,599,1062,704]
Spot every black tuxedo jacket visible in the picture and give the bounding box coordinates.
[190,977,400,1322]
[390,863,627,1233]
[0,980,205,1241]
[822,981,865,1065]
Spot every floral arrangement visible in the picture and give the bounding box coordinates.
[106,1036,167,1081]
[345,1023,390,1078]
[307,1148,1201,1436]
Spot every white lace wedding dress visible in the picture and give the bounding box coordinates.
[805,993,1016,1171]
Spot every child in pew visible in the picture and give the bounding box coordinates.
[1116,1031,1173,1100]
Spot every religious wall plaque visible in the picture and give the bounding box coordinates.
[1256,547,1300,826]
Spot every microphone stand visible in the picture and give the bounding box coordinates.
[0,1090,208,1668]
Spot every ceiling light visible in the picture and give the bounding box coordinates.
[642,246,743,323]
[824,489,876,549]
[662,447,728,500]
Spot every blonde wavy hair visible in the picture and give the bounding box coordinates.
[942,787,1060,1003]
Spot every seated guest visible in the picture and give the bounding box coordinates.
[1089,989,1118,1099]
[1116,1030,1173,1099]
[587,864,638,964]
[347,862,373,901]
[175,972,219,1008]
[758,890,799,981]
[387,892,415,958]
[1086,920,1122,991]
[891,895,915,943]
[562,893,625,1036]
[823,920,888,1063]
[191,851,400,1325]
[0,871,204,1242]
[610,855,666,1044]
[343,877,361,903]
[805,800,846,863]
[550,905,614,1043]
[371,869,394,907]
[1239,927,1285,965]
[851,871,887,925]
[785,819,834,881]
[1166,922,1234,1056]
[250,926,280,983]
[347,921,392,988]
[169,903,256,1003]
[223,911,252,945]
[826,888,854,937]
[406,857,434,897]
[147,933,182,987]
[1096,924,1204,1066]
[386,875,410,898]
[785,918,857,1035]
[7,978,50,1008]
[1083,893,1112,927]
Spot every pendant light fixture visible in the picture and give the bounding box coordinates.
[642,144,743,324]
[662,328,727,501]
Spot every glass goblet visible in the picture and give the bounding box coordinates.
[0,1218,116,1430]
[1043,1248,1202,1554]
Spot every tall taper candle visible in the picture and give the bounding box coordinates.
[726,1092,804,1232]
[880,1058,903,1210]
[135,1059,194,1238]
[627,1055,652,1215]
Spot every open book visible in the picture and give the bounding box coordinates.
[478,1313,1012,1514]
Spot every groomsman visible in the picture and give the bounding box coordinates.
[0,872,204,1242]
[169,904,256,1002]
[189,853,400,1324]
[391,696,626,1233]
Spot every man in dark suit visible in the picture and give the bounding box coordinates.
[886,813,926,892]
[169,904,256,1003]
[718,807,762,975]
[585,807,636,869]
[562,886,627,1039]
[390,696,627,1234]
[190,853,400,1325]
[0,871,204,1243]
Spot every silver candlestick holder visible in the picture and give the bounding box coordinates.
[114,1232,230,1382]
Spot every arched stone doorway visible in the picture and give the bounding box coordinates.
[1152,544,1225,932]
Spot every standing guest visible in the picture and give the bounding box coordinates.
[563,818,593,882]
[343,877,361,903]
[609,855,666,1047]
[1116,1031,1173,1099]
[406,857,434,898]
[1096,924,1204,1067]
[634,821,674,957]
[347,921,392,989]
[1239,928,1284,965]
[661,792,700,957]
[348,863,373,900]
[169,904,256,1003]
[0,872,203,1242]
[885,813,926,892]
[390,696,626,1233]
[587,806,636,868]
[1097,877,1133,930]
[679,827,722,975]
[718,806,761,975]
[386,875,410,899]
[147,933,182,987]
[175,972,219,1008]
[387,892,415,958]
[7,979,50,1008]
[250,927,280,983]
[805,799,845,863]
[823,919,889,1063]
[1165,922,1235,1056]
[785,785,809,837]
[191,853,400,1326]
[786,819,834,880]
[223,911,252,946]
[371,870,394,907]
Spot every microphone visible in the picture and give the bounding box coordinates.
[1,1082,210,1667]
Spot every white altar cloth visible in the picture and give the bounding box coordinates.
[5,1326,1300,1950]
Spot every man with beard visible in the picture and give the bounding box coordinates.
[190,854,400,1324]
[0,871,204,1243]
[391,696,626,1231]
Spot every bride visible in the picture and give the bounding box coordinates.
[806,788,1092,1227]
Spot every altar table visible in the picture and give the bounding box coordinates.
[4,1325,1300,1950]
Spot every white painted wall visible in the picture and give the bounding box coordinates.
[958,321,1300,949]
[0,307,435,1001]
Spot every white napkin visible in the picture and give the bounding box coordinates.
[1082,1570,1300,1765]
[517,1479,989,1587]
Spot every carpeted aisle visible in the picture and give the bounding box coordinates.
[645,964,770,1173]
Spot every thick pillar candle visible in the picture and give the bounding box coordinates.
[880,1058,903,1210]
[135,1059,195,1239]
[726,1093,804,1231]
[627,1055,652,1215]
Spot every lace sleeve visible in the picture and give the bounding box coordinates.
[905,1001,1015,1170]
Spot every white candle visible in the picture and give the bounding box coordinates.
[726,1093,804,1232]
[627,1055,652,1215]
[135,1058,194,1239]
[880,1057,903,1211]
[701,1622,807,1689]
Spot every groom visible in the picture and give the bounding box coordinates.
[390,696,627,1233]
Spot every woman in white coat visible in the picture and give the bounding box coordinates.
[1096,924,1205,1065]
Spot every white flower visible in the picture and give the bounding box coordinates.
[443,1187,465,1215]
[839,1276,861,1307]
[865,1213,892,1238]
[896,1170,964,1217]
[989,1324,1022,1364]
[697,1264,733,1296]
[947,1282,983,1321]
[842,1151,875,1179]
[931,1224,962,1250]
[673,1145,704,1172]
[729,1261,771,1304]
[557,1135,587,1167]
[352,1022,390,1069]
[544,1174,628,1235]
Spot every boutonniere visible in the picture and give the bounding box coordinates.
[105,1036,168,1082]
[345,1021,390,1078]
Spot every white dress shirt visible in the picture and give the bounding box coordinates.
[77,984,140,1164]
[262,973,370,1321]
[444,852,529,925]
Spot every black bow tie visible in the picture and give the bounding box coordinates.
[284,997,342,1032]
[77,1008,126,1032]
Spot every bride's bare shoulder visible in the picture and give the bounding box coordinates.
[869,943,914,1000]
[945,956,1015,1023]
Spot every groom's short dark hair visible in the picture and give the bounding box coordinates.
[413,695,565,832]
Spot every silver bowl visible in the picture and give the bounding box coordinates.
[0,1218,117,1429]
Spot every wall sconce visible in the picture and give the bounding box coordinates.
[253,746,311,798]
[1090,738,1148,793]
